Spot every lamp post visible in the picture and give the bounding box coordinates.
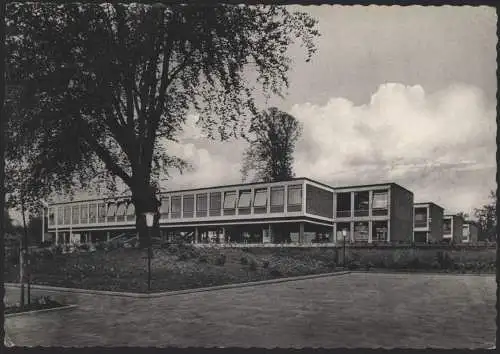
[342,229,347,268]
[143,212,155,292]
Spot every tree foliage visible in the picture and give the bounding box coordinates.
[5,3,319,246]
[473,190,497,241]
[241,107,302,183]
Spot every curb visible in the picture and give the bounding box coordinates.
[349,269,496,277]
[5,304,78,318]
[5,271,350,299]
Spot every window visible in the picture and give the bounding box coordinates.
[89,203,97,223]
[353,222,369,242]
[126,203,135,221]
[171,196,181,218]
[160,197,169,219]
[287,185,302,212]
[354,191,369,217]
[196,193,208,217]
[336,222,351,242]
[71,205,80,224]
[223,191,237,215]
[336,192,351,218]
[209,192,222,216]
[270,186,285,213]
[238,190,252,215]
[98,203,106,223]
[80,204,88,224]
[372,191,389,216]
[254,188,268,214]
[116,202,127,222]
[414,207,428,228]
[107,203,117,219]
[372,221,388,242]
[63,206,71,225]
[183,194,194,218]
[48,208,55,226]
[443,219,452,234]
[57,206,64,224]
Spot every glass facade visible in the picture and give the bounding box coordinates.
[353,221,369,242]
[223,191,237,216]
[196,193,208,217]
[171,196,182,218]
[306,184,333,218]
[372,190,389,216]
[443,218,452,234]
[80,204,88,224]
[336,192,351,218]
[183,194,194,218]
[287,185,302,212]
[107,203,117,219]
[238,190,252,215]
[71,205,80,224]
[254,188,268,214]
[126,203,135,221]
[116,202,127,222]
[160,197,169,219]
[209,192,222,216]
[354,191,369,217]
[63,206,71,225]
[98,203,106,223]
[270,186,285,213]
[372,220,388,242]
[48,208,55,226]
[89,203,97,223]
[414,207,428,228]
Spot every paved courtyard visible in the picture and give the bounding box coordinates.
[5,272,495,348]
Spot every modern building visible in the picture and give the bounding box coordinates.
[413,202,445,243]
[462,221,479,243]
[442,214,465,244]
[45,178,415,245]
[333,183,414,243]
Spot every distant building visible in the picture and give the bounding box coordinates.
[442,214,465,244]
[413,202,445,243]
[462,221,479,243]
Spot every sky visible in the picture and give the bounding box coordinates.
[15,5,496,222]
[160,5,497,217]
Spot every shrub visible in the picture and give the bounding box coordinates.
[364,262,373,271]
[269,267,283,277]
[262,260,270,269]
[198,254,208,263]
[249,259,258,271]
[436,251,454,269]
[347,261,361,270]
[178,253,189,261]
[431,260,441,269]
[214,253,226,266]
[240,256,249,265]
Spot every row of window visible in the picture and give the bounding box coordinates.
[48,185,303,226]
[335,191,389,217]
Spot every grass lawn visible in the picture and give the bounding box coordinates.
[4,246,340,293]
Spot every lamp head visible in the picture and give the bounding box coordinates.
[143,212,155,228]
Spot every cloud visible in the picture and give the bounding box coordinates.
[161,83,495,215]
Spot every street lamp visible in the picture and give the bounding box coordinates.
[40,200,49,244]
[143,212,155,292]
[342,229,348,268]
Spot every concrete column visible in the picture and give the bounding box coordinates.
[194,227,199,244]
[299,222,305,244]
[267,187,271,213]
[369,190,373,217]
[55,229,59,245]
[106,231,110,242]
[350,221,354,243]
[221,227,226,244]
[350,192,355,217]
[368,220,373,244]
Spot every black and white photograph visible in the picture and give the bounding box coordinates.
[0,2,497,349]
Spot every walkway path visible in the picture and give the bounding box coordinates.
[5,272,495,348]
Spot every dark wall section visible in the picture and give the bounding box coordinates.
[390,185,414,243]
[452,216,464,244]
[429,205,444,243]
[305,184,333,219]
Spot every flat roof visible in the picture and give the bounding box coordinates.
[414,202,444,210]
[333,182,413,195]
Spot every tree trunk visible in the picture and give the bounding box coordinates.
[21,201,30,305]
[132,184,161,249]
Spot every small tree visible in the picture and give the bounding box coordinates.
[241,107,302,182]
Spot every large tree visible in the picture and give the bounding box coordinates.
[241,107,302,183]
[473,190,497,241]
[5,3,319,246]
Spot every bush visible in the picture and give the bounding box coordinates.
[214,253,226,266]
[198,254,208,263]
[347,261,361,270]
[431,260,441,269]
[178,253,189,261]
[249,259,258,271]
[262,260,270,269]
[240,256,249,265]
[269,268,283,277]
[436,251,454,269]
[364,262,373,271]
